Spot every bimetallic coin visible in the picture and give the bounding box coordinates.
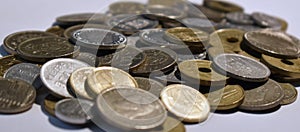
[243,30,299,59]
[181,18,218,33]
[278,83,297,105]
[46,26,65,37]
[74,52,98,66]
[252,12,282,30]
[150,116,185,132]
[41,58,90,98]
[86,67,138,98]
[203,0,244,13]
[226,12,254,25]
[4,63,41,88]
[161,84,210,123]
[0,78,36,113]
[56,13,107,27]
[3,31,56,54]
[145,5,186,20]
[239,79,284,111]
[134,77,165,97]
[43,94,62,116]
[109,2,145,15]
[55,98,93,125]
[64,24,110,39]
[213,54,271,82]
[205,85,245,110]
[0,55,23,77]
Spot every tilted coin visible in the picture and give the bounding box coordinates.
[194,5,225,22]
[252,12,282,30]
[55,98,93,125]
[17,36,79,63]
[4,63,41,88]
[243,30,299,59]
[74,52,98,66]
[3,31,56,54]
[134,77,165,97]
[213,54,271,82]
[278,83,297,105]
[64,24,110,39]
[46,26,65,37]
[239,79,284,111]
[41,58,90,98]
[0,78,36,114]
[145,5,186,20]
[109,2,145,15]
[43,94,62,116]
[205,84,245,110]
[86,67,138,98]
[179,60,228,86]
[181,18,218,33]
[276,16,288,31]
[56,13,107,28]
[95,87,167,130]
[149,116,186,132]
[69,67,95,100]
[225,12,254,25]
[203,0,244,13]
[0,55,23,77]
[161,84,210,123]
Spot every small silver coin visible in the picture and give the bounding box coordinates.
[74,52,98,66]
[4,63,41,88]
[41,58,90,98]
[252,12,282,30]
[226,12,254,25]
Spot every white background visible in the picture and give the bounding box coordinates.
[0,0,299,132]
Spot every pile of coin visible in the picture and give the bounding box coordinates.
[0,0,299,131]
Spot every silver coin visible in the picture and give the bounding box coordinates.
[213,54,271,82]
[41,58,90,98]
[181,18,217,32]
[134,77,165,97]
[4,63,41,88]
[226,12,254,25]
[252,12,282,30]
[74,52,98,66]
[55,98,94,125]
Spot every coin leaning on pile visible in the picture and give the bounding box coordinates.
[0,0,299,132]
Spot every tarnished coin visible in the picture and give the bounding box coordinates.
[0,55,23,77]
[109,2,145,15]
[278,83,297,105]
[55,98,93,125]
[46,26,65,37]
[0,78,36,113]
[134,77,165,97]
[239,79,284,111]
[150,116,185,132]
[95,87,167,130]
[86,67,138,98]
[4,63,41,88]
[203,0,244,13]
[69,67,95,100]
[56,13,107,27]
[43,94,62,116]
[179,60,228,86]
[205,85,245,110]
[64,24,110,39]
[41,58,90,98]
[71,28,127,50]
[17,36,79,63]
[252,12,282,30]
[161,84,210,123]
[226,12,254,25]
[145,5,186,20]
[243,30,299,59]
[181,18,218,33]
[74,52,98,66]
[213,54,271,82]
[3,31,56,54]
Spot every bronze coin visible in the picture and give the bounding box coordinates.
[203,0,244,13]
[64,24,110,39]
[109,2,145,15]
[46,26,65,37]
[43,94,62,116]
[279,83,297,105]
[134,77,165,97]
[0,55,23,77]
[3,31,56,54]
[56,13,107,27]
[0,78,36,114]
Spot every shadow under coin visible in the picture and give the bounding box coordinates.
[0,45,10,56]
[48,116,87,130]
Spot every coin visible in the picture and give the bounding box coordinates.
[56,13,107,28]
[213,54,271,82]
[0,78,36,113]
[243,30,299,59]
[95,87,167,130]
[109,2,145,15]
[4,63,41,88]
[278,83,297,105]
[226,12,254,25]
[181,18,218,33]
[46,26,65,37]
[3,31,56,54]
[203,0,244,13]
[161,84,210,123]
[69,67,95,100]
[145,5,186,20]
[43,94,62,116]
[207,46,236,59]
[154,66,186,85]
[0,55,23,77]
[55,98,93,125]
[276,16,288,31]
[223,22,263,32]
[239,79,284,111]
[252,12,282,30]
[194,5,225,22]
[64,24,110,39]
[205,84,245,110]
[40,58,90,98]
[150,116,185,132]
[179,60,228,86]
[134,77,165,97]
[86,67,138,98]
[17,36,79,63]
[74,52,98,66]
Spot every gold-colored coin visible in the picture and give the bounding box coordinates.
[0,55,23,77]
[205,85,245,110]
[43,94,62,116]
[150,116,185,132]
[271,74,300,83]
[45,26,65,37]
[178,60,228,86]
[279,83,297,105]
[238,51,260,61]
[276,17,288,31]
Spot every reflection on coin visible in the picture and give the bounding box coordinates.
[4,63,41,88]
[134,77,165,97]
[239,79,284,111]
[55,98,93,125]
[0,78,36,113]
[64,24,110,39]
[46,26,65,37]
[161,84,210,123]
[74,52,98,66]
[56,13,107,27]
[41,58,90,98]
[278,83,297,105]
[150,116,185,132]
[43,94,62,116]
[0,55,23,77]
[213,54,270,82]
[226,12,254,25]
[252,12,282,30]
[203,0,244,13]
[109,2,145,15]
[95,87,167,130]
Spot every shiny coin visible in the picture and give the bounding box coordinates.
[226,12,254,25]
[278,83,297,105]
[3,31,56,54]
[41,58,90,98]
[4,63,41,88]
[69,67,95,100]
[243,30,299,59]
[95,87,167,130]
[252,12,282,30]
[150,116,185,132]
[64,24,110,39]
[55,98,93,125]
[239,79,284,111]
[56,13,107,28]
[181,18,218,33]
[0,78,36,113]
[109,2,145,15]
[86,67,138,98]
[213,54,271,82]
[74,52,98,66]
[134,77,165,97]
[43,94,62,116]
[46,26,65,37]
[17,36,79,63]
[203,0,244,13]
[161,84,210,123]
[205,85,245,110]
[179,60,228,86]
[0,55,23,77]
[145,5,186,20]
[71,28,127,50]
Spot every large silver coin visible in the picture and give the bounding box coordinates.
[213,54,270,82]
[41,58,90,98]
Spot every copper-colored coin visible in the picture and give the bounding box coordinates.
[43,94,62,116]
[109,2,145,15]
[203,0,244,13]
[279,83,297,105]
[46,26,65,37]
[64,24,110,39]
[0,55,23,77]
